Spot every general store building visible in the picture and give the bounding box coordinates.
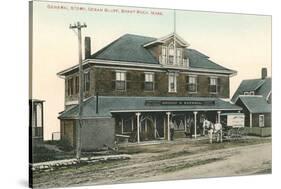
[58,33,241,150]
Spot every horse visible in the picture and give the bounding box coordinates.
[203,119,223,143]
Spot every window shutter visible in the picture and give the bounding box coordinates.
[195,76,198,92]
[112,71,116,90]
[217,78,221,94]
[208,77,211,92]
[126,72,130,81]
[186,75,189,91]
[66,79,69,96]
[126,72,130,90]
[154,74,158,90]
[141,73,145,90]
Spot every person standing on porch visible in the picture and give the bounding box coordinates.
[169,119,175,141]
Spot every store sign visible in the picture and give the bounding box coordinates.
[145,100,215,106]
[227,114,245,127]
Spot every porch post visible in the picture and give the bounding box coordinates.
[184,115,187,132]
[154,116,157,139]
[166,112,171,141]
[131,116,134,131]
[217,111,222,142]
[136,113,141,143]
[145,119,148,133]
[193,111,198,139]
[217,111,221,123]
[121,118,124,134]
[250,113,252,128]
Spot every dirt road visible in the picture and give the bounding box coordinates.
[32,138,271,188]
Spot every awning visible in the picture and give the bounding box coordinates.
[58,96,242,119]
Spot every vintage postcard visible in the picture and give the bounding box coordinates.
[29,0,272,188]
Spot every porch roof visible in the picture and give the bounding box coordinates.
[58,96,242,119]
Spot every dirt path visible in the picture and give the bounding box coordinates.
[32,139,271,188]
[134,142,271,183]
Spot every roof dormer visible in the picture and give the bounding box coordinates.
[143,33,190,68]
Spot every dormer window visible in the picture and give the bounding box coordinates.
[176,48,182,65]
[249,91,255,95]
[168,43,175,65]
[161,46,167,64]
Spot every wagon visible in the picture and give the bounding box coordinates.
[220,113,247,139]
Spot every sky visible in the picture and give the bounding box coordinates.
[31,1,271,140]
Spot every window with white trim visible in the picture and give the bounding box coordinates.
[168,73,177,92]
[209,77,218,93]
[249,91,255,95]
[67,77,74,96]
[244,92,249,95]
[168,43,175,65]
[115,71,126,91]
[144,72,154,91]
[161,46,167,64]
[259,114,265,127]
[188,75,197,93]
[176,48,182,65]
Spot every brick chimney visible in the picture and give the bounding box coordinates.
[261,68,267,79]
[84,36,91,59]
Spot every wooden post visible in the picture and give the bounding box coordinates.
[163,116,166,140]
[136,113,141,143]
[69,22,87,160]
[154,116,157,139]
[194,111,197,139]
[145,119,148,133]
[121,118,124,134]
[217,111,221,123]
[250,113,253,128]
[166,112,171,141]
[184,115,187,132]
[217,111,222,143]
[131,116,134,132]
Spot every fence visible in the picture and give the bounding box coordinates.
[244,127,271,137]
[52,132,61,141]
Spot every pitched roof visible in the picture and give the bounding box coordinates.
[238,96,271,113]
[231,77,271,102]
[90,33,232,71]
[91,34,158,64]
[59,96,242,119]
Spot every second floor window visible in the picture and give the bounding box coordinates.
[209,77,218,93]
[144,73,154,91]
[67,78,74,96]
[188,75,197,93]
[84,72,90,92]
[116,71,126,91]
[168,73,177,93]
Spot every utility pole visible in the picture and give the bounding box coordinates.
[69,22,87,160]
